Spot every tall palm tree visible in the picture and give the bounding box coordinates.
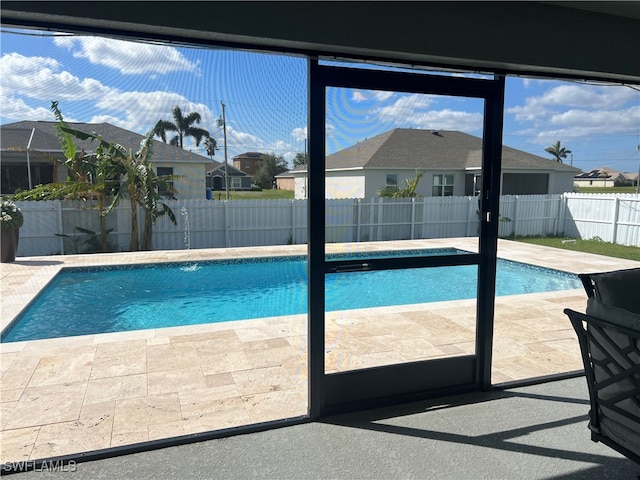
[154,106,210,149]
[545,141,572,163]
[204,135,217,158]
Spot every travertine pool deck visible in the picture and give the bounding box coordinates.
[1,238,638,464]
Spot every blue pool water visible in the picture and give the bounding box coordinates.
[1,249,581,342]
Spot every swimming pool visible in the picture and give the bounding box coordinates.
[1,248,581,343]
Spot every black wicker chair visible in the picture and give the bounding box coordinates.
[564,268,640,464]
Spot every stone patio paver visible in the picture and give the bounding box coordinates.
[1,239,638,463]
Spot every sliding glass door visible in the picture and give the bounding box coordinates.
[307,60,505,413]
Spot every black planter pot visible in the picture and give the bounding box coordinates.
[1,228,19,263]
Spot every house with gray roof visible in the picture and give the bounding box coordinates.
[290,128,580,199]
[206,162,253,192]
[574,167,638,188]
[1,121,216,199]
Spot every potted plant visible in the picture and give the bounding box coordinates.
[1,199,24,262]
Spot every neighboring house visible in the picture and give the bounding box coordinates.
[232,152,266,177]
[274,170,295,190]
[290,128,580,199]
[1,126,62,193]
[206,162,253,191]
[574,167,638,188]
[1,121,212,199]
[622,172,639,187]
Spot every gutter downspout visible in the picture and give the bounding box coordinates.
[26,128,35,189]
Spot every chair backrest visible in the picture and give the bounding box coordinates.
[578,268,640,314]
[578,273,596,298]
[565,308,640,464]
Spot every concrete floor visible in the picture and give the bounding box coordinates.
[4,377,640,479]
[1,239,639,467]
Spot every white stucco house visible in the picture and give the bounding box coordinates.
[290,128,580,199]
[1,121,213,199]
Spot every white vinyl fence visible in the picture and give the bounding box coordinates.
[13,193,640,256]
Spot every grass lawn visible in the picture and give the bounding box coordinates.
[575,186,639,194]
[512,236,640,261]
[210,189,294,200]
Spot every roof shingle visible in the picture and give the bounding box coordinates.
[1,121,214,166]
[325,128,579,172]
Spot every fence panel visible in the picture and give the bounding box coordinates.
[15,201,62,256]
[421,196,477,239]
[564,193,640,246]
[326,199,358,243]
[13,193,640,257]
[226,199,294,247]
[615,196,640,246]
[504,194,564,237]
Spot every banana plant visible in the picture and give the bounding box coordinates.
[51,101,121,252]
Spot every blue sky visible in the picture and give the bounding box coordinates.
[2,29,639,173]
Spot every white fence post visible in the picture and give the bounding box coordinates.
[57,200,65,254]
[356,198,362,242]
[513,195,519,237]
[410,197,416,240]
[466,197,473,237]
[376,198,383,241]
[612,196,620,245]
[224,200,230,248]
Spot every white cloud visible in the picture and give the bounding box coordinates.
[227,125,263,151]
[0,52,112,102]
[351,90,394,103]
[0,95,55,122]
[292,126,307,141]
[518,105,640,144]
[352,91,367,102]
[508,83,640,143]
[507,84,639,122]
[376,94,482,132]
[93,91,216,135]
[53,37,200,75]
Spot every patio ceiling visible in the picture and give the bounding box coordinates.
[1,2,639,83]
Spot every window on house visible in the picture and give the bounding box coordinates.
[156,167,174,195]
[231,177,242,189]
[244,160,251,169]
[502,173,548,195]
[464,173,482,196]
[432,174,454,196]
[386,174,398,187]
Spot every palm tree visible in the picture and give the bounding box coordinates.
[545,141,572,163]
[204,135,217,158]
[154,106,210,149]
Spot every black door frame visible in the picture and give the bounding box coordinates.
[307,59,505,416]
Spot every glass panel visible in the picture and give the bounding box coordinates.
[325,264,478,373]
[0,28,308,457]
[324,85,484,373]
[491,75,640,384]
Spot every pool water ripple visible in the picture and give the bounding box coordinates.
[1,250,580,342]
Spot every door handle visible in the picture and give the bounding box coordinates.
[331,263,371,273]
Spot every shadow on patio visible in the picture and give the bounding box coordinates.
[6,377,639,479]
